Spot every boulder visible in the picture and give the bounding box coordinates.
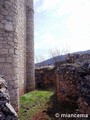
[0,77,18,120]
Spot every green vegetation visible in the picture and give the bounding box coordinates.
[19,90,78,120]
[19,90,54,120]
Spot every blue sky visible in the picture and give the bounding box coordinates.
[34,0,90,61]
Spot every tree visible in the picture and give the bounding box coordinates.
[49,47,71,66]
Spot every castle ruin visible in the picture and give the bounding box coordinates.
[0,0,35,110]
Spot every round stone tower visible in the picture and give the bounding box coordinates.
[26,0,35,92]
[0,0,20,110]
[0,0,35,111]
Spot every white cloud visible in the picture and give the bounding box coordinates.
[36,0,61,13]
[67,1,90,35]
[41,0,60,10]
[35,33,69,51]
[66,0,90,52]
[35,0,86,15]
[35,33,56,49]
[35,0,90,59]
[35,33,70,59]
[34,0,40,2]
[55,0,86,17]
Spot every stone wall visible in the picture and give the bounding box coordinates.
[16,0,26,96]
[56,64,79,102]
[26,0,35,92]
[0,0,20,111]
[35,67,56,89]
[0,0,34,111]
[56,63,90,114]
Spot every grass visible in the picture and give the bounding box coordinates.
[19,90,54,120]
[19,90,79,120]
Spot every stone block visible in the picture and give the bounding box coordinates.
[5,22,13,31]
[0,63,3,68]
[5,1,13,6]
[0,58,5,62]
[8,41,15,47]
[0,49,8,54]
[0,23,4,29]
[6,57,12,62]
[0,14,4,20]
[9,48,14,54]
[0,44,2,48]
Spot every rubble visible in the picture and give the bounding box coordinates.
[56,64,79,103]
[35,67,56,89]
[35,54,90,115]
[56,62,90,114]
[0,77,18,120]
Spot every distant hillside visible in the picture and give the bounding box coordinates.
[35,50,90,67]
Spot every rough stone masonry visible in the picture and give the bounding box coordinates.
[0,0,35,111]
[56,62,90,114]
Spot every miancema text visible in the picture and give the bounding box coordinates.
[61,113,88,118]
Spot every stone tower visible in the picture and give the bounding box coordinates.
[26,0,35,92]
[0,0,35,111]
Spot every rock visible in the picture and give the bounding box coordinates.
[35,67,56,89]
[56,63,79,103]
[35,53,90,115]
[0,76,18,120]
[5,22,13,31]
[56,62,90,114]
